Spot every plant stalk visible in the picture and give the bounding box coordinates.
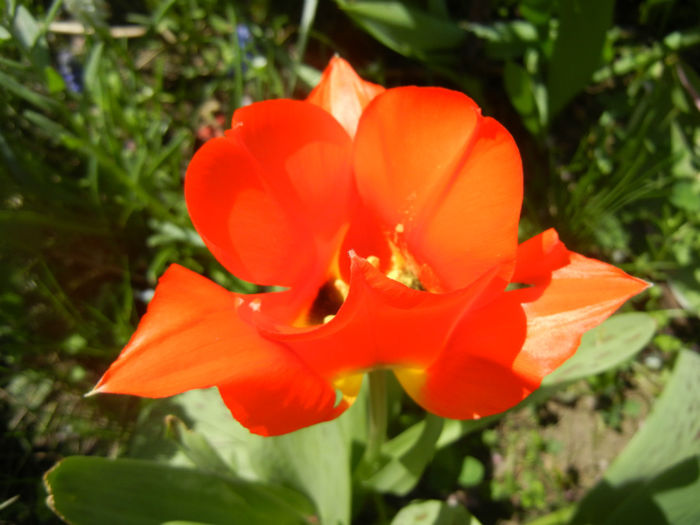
[365,370,388,466]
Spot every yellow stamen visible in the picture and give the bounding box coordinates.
[333,278,349,299]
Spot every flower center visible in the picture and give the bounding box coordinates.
[382,239,425,291]
[306,278,347,325]
[386,265,424,291]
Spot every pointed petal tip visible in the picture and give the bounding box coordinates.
[628,274,653,296]
[83,384,103,398]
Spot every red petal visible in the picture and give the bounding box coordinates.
[397,293,530,419]
[185,99,353,289]
[402,245,649,419]
[273,253,501,382]
[353,87,523,291]
[94,265,342,436]
[217,367,344,436]
[306,56,385,137]
[513,252,650,380]
[511,228,570,284]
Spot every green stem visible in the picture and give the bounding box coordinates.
[365,370,388,466]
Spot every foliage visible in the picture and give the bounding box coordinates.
[1,0,699,523]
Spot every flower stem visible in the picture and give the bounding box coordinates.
[365,370,388,466]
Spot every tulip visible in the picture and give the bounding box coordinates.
[94,57,648,436]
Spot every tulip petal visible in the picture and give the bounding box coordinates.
[94,264,343,436]
[274,253,502,383]
[511,228,570,284]
[353,87,523,291]
[185,99,353,289]
[513,251,650,381]
[396,292,529,419]
[306,56,385,137]
[400,237,649,419]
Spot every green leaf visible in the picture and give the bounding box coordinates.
[547,0,615,118]
[524,505,576,525]
[458,456,484,488]
[164,415,233,476]
[335,0,464,61]
[12,5,49,69]
[436,416,499,449]
[519,0,556,27]
[158,388,353,525]
[44,66,66,93]
[600,456,700,525]
[670,180,700,212]
[13,5,41,49]
[570,350,700,524]
[464,20,540,60]
[390,500,481,524]
[44,457,314,525]
[542,313,656,387]
[294,63,322,89]
[0,70,59,112]
[668,268,700,315]
[504,60,545,135]
[362,413,444,495]
[83,41,105,101]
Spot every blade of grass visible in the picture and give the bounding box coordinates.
[288,0,318,94]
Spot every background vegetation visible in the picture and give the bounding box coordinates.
[1,0,699,523]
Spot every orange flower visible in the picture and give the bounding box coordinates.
[94,58,648,436]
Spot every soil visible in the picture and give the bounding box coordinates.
[493,376,658,524]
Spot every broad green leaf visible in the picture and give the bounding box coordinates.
[386,414,493,455]
[160,388,353,525]
[599,456,700,525]
[547,0,615,117]
[362,413,444,495]
[439,417,495,448]
[164,415,233,476]
[335,0,464,61]
[504,60,545,135]
[45,456,314,525]
[570,350,700,524]
[542,313,656,387]
[391,500,481,525]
